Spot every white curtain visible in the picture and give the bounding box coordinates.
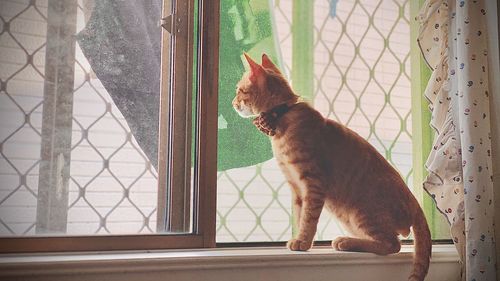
[417,0,496,280]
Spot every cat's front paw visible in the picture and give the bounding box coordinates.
[287,238,312,251]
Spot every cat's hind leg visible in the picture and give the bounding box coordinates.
[332,214,401,255]
[332,235,400,255]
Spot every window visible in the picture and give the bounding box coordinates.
[0,0,448,253]
[0,0,218,252]
[215,0,449,243]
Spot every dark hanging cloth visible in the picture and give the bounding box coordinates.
[76,0,280,172]
[76,0,162,169]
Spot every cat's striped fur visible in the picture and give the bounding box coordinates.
[233,53,432,281]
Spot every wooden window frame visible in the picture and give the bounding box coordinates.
[0,0,453,254]
[0,0,219,253]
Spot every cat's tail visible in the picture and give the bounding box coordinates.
[409,203,432,281]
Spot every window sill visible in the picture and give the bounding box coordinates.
[0,245,460,281]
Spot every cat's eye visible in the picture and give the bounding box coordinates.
[238,89,250,95]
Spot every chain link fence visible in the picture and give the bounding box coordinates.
[216,0,412,242]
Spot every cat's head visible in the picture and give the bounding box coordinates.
[233,53,297,118]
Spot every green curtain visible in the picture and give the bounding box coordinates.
[217,0,283,171]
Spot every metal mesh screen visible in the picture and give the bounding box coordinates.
[216,0,412,242]
[0,0,158,235]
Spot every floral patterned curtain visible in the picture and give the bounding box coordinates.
[417,0,496,280]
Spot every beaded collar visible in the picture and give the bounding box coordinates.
[253,103,296,136]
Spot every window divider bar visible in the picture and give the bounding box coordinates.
[158,0,195,234]
[157,0,172,233]
[195,0,219,248]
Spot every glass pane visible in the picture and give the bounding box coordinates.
[0,0,193,236]
[216,0,450,242]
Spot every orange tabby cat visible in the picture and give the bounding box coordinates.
[233,53,432,281]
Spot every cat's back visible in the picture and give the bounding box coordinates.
[276,103,403,183]
[275,103,394,162]
[276,103,370,154]
[271,103,354,171]
[272,103,332,151]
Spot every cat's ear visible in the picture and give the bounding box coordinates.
[244,53,265,85]
[261,54,281,74]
